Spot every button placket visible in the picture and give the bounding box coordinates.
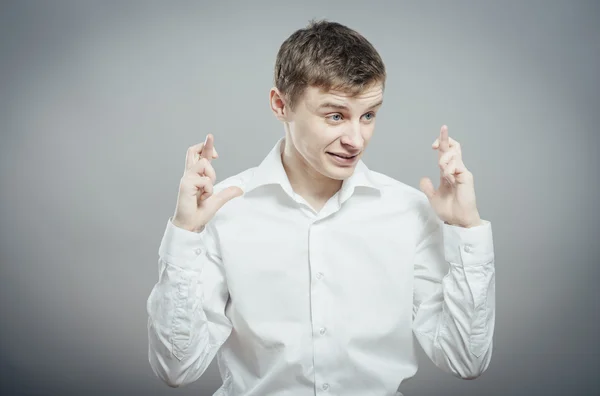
[309,222,335,393]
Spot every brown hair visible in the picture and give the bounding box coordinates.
[274,19,386,111]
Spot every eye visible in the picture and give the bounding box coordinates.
[363,112,376,121]
[327,113,343,122]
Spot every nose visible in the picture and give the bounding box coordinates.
[340,123,364,150]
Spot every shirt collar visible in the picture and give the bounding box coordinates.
[244,137,383,199]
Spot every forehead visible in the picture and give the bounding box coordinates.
[303,83,384,105]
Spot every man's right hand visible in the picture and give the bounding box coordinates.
[172,134,243,232]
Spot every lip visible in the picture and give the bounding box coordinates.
[327,152,359,166]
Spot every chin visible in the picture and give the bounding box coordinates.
[322,162,357,180]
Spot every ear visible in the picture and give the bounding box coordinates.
[269,87,289,122]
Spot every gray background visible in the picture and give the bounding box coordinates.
[1,1,598,395]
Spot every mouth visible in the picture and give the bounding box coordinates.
[327,152,359,165]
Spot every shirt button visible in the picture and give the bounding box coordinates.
[319,327,327,335]
[194,248,202,255]
[322,383,329,390]
[463,245,473,253]
[316,272,324,279]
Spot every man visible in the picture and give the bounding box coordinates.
[147,19,495,396]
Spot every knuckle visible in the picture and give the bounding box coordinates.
[180,177,193,189]
[193,158,208,171]
[184,167,198,177]
[185,173,199,183]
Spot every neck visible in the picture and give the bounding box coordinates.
[281,135,342,203]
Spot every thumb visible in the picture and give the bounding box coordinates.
[419,177,436,201]
[213,186,244,208]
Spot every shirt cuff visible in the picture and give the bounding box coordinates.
[158,216,205,269]
[443,219,494,267]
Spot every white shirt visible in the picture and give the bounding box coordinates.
[147,137,496,396]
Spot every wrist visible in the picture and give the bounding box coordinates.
[461,219,483,228]
[172,217,205,233]
[445,214,482,228]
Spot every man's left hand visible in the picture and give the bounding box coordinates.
[419,125,483,228]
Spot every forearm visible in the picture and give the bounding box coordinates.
[146,258,212,387]
[415,259,495,378]
[146,218,232,388]
[413,220,495,379]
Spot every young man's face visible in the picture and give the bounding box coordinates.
[281,82,384,180]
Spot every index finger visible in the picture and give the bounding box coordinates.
[185,141,206,170]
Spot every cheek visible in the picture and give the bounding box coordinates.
[362,124,375,142]
[290,121,323,158]
[365,121,376,134]
[298,119,329,146]
[294,117,320,138]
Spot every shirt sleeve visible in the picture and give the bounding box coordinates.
[146,216,233,388]
[412,201,495,379]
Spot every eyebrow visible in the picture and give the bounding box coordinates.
[317,100,384,112]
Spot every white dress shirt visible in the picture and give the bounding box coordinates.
[147,137,496,396]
